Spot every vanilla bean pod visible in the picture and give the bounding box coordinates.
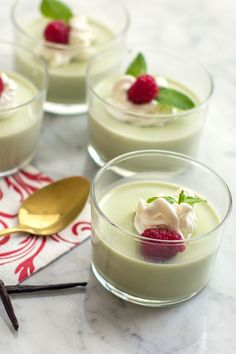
[6,281,87,294]
[0,280,19,331]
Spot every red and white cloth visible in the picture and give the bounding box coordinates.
[0,166,91,284]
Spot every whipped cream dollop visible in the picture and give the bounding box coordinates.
[36,44,71,68]
[38,15,96,67]
[69,15,96,60]
[106,75,176,126]
[134,192,197,238]
[0,73,17,119]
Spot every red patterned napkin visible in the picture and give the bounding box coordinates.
[0,166,91,284]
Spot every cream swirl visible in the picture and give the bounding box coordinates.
[38,15,96,67]
[177,202,196,236]
[35,45,71,68]
[0,73,17,119]
[106,75,175,126]
[134,194,196,238]
[134,198,180,235]
[69,15,96,60]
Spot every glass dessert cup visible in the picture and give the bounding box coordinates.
[12,0,129,115]
[0,41,47,177]
[87,48,213,167]
[91,150,231,307]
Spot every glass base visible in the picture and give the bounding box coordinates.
[87,144,106,167]
[0,166,21,178]
[92,262,202,307]
[88,145,136,176]
[44,101,87,115]
[0,153,35,177]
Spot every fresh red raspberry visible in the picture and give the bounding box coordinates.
[0,76,4,96]
[44,20,70,44]
[127,74,159,104]
[141,228,185,261]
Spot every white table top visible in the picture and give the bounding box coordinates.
[1,1,236,353]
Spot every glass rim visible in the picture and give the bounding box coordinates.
[91,150,232,244]
[87,48,214,120]
[11,0,130,51]
[0,40,48,113]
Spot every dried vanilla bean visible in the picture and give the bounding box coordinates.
[0,279,19,331]
[6,281,87,294]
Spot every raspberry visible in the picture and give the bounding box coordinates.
[127,74,159,104]
[141,228,185,261]
[44,20,70,44]
[0,76,4,96]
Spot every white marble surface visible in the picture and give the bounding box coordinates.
[1,0,236,353]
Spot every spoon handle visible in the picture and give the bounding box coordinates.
[0,225,27,237]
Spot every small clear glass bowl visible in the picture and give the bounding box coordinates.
[12,0,129,115]
[87,47,213,167]
[0,41,47,177]
[91,150,231,307]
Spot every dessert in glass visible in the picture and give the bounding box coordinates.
[91,150,231,306]
[87,48,213,166]
[0,41,47,177]
[12,0,129,115]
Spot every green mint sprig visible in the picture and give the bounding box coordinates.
[40,0,73,23]
[156,88,195,110]
[178,190,207,205]
[125,53,195,111]
[146,196,176,204]
[146,190,206,206]
[178,190,185,204]
[126,53,147,78]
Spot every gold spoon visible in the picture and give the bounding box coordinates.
[0,176,90,237]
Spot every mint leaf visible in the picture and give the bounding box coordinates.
[146,196,158,204]
[146,196,176,204]
[163,196,176,204]
[126,53,147,77]
[40,0,73,22]
[178,190,185,204]
[183,196,207,205]
[177,190,206,205]
[146,191,206,206]
[156,87,195,110]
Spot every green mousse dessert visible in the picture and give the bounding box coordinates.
[25,17,113,105]
[14,0,124,113]
[88,52,212,165]
[0,71,44,175]
[92,180,220,305]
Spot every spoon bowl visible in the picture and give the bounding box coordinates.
[0,176,90,237]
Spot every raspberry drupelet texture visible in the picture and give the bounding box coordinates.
[141,227,185,261]
[127,74,159,104]
[44,20,70,44]
[0,76,4,96]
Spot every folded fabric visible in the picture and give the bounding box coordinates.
[0,166,91,284]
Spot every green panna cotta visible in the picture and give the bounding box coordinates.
[18,17,114,104]
[88,76,203,161]
[88,51,209,164]
[92,180,220,302]
[0,72,43,174]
